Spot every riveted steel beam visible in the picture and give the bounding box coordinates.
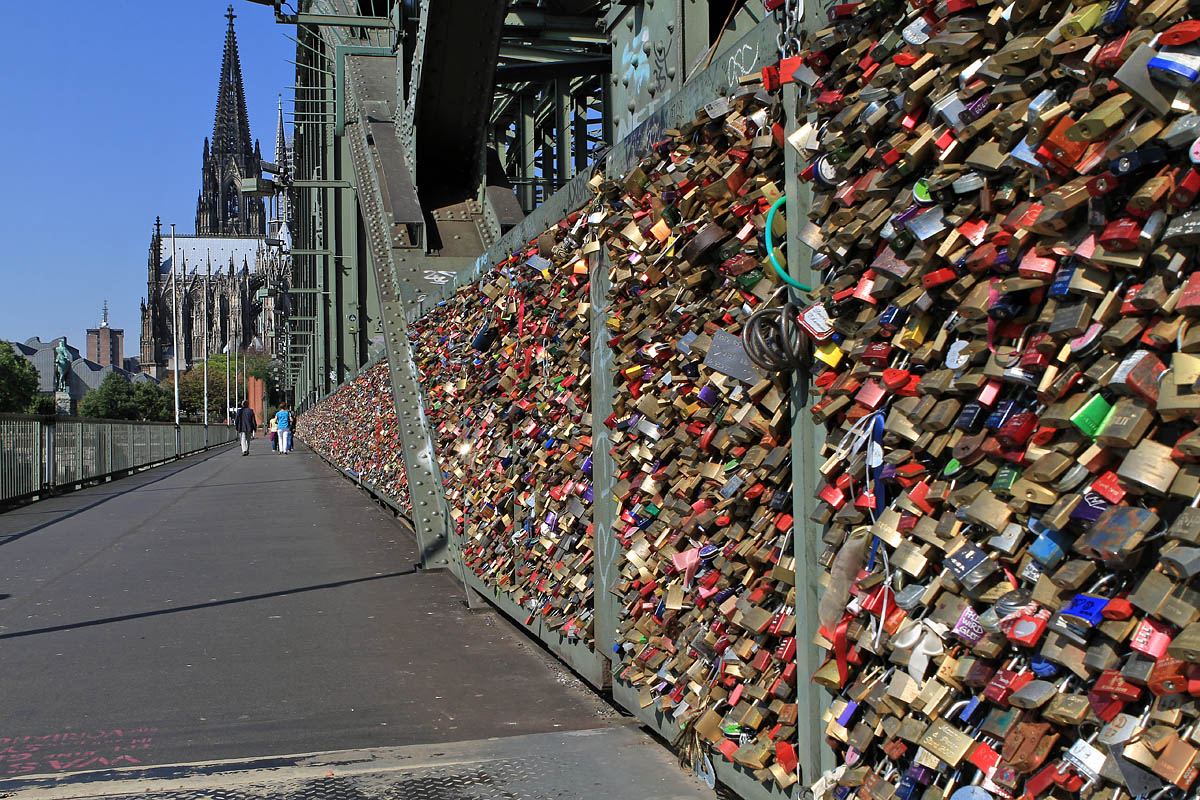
[343,53,453,573]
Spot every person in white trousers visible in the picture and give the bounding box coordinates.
[234,400,257,456]
[275,402,294,455]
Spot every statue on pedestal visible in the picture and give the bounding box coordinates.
[54,340,72,393]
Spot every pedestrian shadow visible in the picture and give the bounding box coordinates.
[0,449,229,549]
[0,569,418,641]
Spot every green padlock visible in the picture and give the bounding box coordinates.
[1070,393,1113,437]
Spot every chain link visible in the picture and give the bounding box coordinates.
[776,0,806,58]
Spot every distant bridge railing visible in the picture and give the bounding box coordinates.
[0,416,236,506]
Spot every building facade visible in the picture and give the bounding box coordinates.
[86,302,124,369]
[139,7,291,381]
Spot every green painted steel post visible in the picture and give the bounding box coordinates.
[590,247,618,678]
[784,14,836,789]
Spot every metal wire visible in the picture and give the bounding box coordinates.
[743,301,810,372]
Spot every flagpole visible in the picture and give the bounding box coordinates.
[170,224,180,453]
[204,253,210,437]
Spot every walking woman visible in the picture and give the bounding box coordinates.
[275,402,294,456]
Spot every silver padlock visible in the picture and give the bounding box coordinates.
[1160,544,1200,581]
[1062,731,1106,785]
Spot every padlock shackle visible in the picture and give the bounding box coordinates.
[765,195,815,292]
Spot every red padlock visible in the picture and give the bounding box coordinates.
[1120,284,1146,316]
[1094,669,1144,702]
[1005,606,1051,647]
[1018,248,1058,279]
[761,65,781,92]
[1173,168,1200,208]
[1179,271,1200,316]
[1087,170,1120,197]
[1099,217,1142,251]
[922,266,959,288]
[1130,617,1173,659]
[997,411,1039,448]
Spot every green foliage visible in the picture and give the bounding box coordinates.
[26,396,55,415]
[0,341,39,413]
[185,353,281,416]
[178,366,225,422]
[78,372,138,420]
[132,380,171,421]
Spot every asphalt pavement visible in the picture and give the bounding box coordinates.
[0,440,709,796]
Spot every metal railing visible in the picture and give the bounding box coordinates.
[0,416,237,505]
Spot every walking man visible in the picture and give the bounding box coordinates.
[235,399,257,456]
[275,402,294,456]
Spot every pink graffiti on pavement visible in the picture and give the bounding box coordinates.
[0,728,156,775]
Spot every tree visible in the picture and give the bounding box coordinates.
[178,363,229,422]
[79,372,138,420]
[0,341,39,413]
[27,396,55,415]
[179,353,281,420]
[132,380,171,421]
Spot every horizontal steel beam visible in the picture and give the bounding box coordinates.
[292,180,355,189]
[496,57,609,83]
[290,13,392,29]
[498,44,602,63]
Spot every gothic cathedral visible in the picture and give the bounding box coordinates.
[139,7,291,380]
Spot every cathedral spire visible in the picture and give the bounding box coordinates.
[212,5,253,160]
[275,95,291,181]
[196,6,265,236]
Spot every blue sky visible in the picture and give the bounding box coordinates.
[0,1,292,357]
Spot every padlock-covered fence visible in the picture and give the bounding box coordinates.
[298,359,412,515]
[410,254,596,651]
[299,0,1200,795]
[400,81,804,797]
[795,0,1200,784]
[0,415,236,505]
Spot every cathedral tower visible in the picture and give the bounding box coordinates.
[196,6,266,236]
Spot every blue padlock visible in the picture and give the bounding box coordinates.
[1029,654,1060,677]
[1061,593,1108,626]
[985,399,1018,430]
[1029,525,1073,568]
[1048,260,1077,299]
[957,694,982,723]
[1101,0,1129,27]
[896,773,921,800]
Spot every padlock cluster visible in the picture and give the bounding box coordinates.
[597,87,802,789]
[298,360,412,513]
[793,0,1200,792]
[408,235,596,646]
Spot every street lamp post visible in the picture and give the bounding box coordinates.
[170,224,181,454]
[204,255,210,442]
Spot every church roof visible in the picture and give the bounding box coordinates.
[159,235,265,275]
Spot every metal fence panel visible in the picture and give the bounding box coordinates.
[0,418,41,503]
[112,424,132,472]
[0,416,234,505]
[56,422,80,486]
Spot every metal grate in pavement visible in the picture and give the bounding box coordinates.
[104,759,554,800]
[2,728,718,800]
